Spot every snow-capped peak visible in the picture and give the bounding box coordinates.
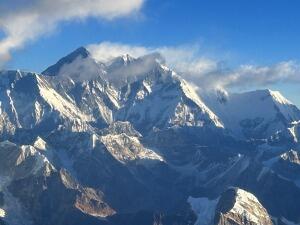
[106,54,136,67]
[42,47,91,76]
[267,89,292,104]
[42,47,106,83]
[103,52,166,88]
[203,88,300,139]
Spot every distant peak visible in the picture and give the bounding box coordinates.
[269,89,292,105]
[42,46,91,76]
[72,46,91,58]
[121,54,135,62]
[107,54,136,67]
[239,89,293,105]
[261,88,279,96]
[58,46,91,62]
[255,89,291,103]
[242,88,277,97]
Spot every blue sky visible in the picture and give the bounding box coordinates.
[1,0,300,105]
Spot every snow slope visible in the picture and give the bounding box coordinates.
[203,89,300,139]
[116,63,223,132]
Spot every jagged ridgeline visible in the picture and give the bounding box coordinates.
[0,47,300,225]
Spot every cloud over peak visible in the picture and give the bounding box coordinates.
[0,0,145,65]
[87,41,300,91]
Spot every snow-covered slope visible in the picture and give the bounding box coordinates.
[0,140,56,225]
[0,70,91,138]
[115,61,223,132]
[0,140,116,224]
[203,89,300,139]
[48,74,120,127]
[188,196,218,225]
[0,140,55,179]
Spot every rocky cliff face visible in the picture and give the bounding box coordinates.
[188,188,273,225]
[214,188,273,225]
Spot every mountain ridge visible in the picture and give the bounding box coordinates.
[0,47,300,225]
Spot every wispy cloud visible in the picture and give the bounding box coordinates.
[88,42,150,62]
[204,61,300,90]
[88,41,300,90]
[0,0,144,66]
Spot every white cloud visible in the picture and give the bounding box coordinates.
[87,41,300,90]
[0,0,145,66]
[88,42,150,62]
[202,61,300,90]
[87,41,217,74]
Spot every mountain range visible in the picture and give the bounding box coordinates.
[0,47,300,225]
